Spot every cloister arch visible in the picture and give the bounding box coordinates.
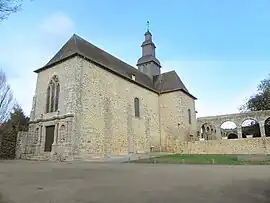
[228,133,238,139]
[200,123,216,140]
[265,117,270,137]
[241,118,261,138]
[197,110,270,140]
[220,121,237,139]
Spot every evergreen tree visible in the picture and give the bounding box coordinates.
[0,104,29,159]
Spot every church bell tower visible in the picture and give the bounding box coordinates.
[137,22,161,80]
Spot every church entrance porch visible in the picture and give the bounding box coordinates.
[16,114,74,161]
[44,125,55,152]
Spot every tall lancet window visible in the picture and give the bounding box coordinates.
[134,97,140,117]
[188,109,192,125]
[46,75,60,113]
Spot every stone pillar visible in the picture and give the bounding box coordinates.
[26,126,32,154]
[52,123,58,150]
[34,125,39,155]
[39,124,46,152]
[39,125,43,145]
[215,125,222,140]
[30,96,36,121]
[56,123,59,144]
[53,123,59,145]
[36,124,43,154]
[67,121,72,143]
[237,126,242,138]
[259,121,266,137]
[52,123,59,160]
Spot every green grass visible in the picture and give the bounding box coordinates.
[133,154,270,165]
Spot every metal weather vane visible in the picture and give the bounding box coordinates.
[147,21,150,32]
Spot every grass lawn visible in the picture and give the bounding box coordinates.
[133,154,270,165]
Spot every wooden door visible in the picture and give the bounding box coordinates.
[44,125,55,152]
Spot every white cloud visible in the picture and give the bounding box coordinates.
[39,12,75,38]
[1,12,75,116]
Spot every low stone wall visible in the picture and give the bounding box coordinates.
[167,137,270,155]
[16,131,29,159]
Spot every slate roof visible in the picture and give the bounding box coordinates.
[154,71,188,93]
[34,34,196,99]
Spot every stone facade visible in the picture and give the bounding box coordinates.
[20,57,80,161]
[76,58,161,158]
[17,54,197,161]
[160,91,197,150]
[15,31,270,160]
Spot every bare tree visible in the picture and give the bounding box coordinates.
[0,70,14,123]
[0,0,23,22]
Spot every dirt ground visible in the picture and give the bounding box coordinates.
[0,161,270,203]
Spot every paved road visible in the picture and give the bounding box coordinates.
[0,161,270,203]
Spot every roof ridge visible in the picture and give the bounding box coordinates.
[34,33,196,99]
[74,34,150,76]
[161,70,176,75]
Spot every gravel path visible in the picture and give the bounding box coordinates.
[0,161,270,203]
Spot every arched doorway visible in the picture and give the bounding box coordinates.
[228,133,238,139]
[241,119,261,138]
[201,123,216,140]
[220,121,237,139]
[265,117,270,137]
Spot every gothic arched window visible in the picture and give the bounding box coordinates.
[46,75,60,113]
[134,97,140,117]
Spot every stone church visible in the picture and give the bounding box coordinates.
[17,30,197,161]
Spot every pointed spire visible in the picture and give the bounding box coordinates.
[137,22,159,64]
[144,21,153,43]
[137,22,161,80]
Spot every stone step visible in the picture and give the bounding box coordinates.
[73,155,105,162]
[26,155,50,161]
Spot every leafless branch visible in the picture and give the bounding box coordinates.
[0,70,14,123]
[0,0,23,22]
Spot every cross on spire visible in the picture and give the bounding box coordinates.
[146,21,150,32]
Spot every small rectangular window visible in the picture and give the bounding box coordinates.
[131,74,136,81]
[188,109,191,124]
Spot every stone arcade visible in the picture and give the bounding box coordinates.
[197,110,270,140]
[16,31,197,161]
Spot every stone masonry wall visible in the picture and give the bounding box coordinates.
[16,131,28,159]
[159,91,197,150]
[167,137,270,154]
[29,57,82,159]
[25,55,198,160]
[76,58,161,158]
[31,57,79,121]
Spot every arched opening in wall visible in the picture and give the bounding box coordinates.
[200,123,216,140]
[265,117,270,137]
[241,119,261,138]
[59,125,66,143]
[228,133,238,139]
[220,121,237,139]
